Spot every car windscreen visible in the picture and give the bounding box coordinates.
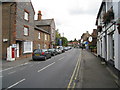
[42,49,48,52]
[48,49,54,51]
[33,49,41,53]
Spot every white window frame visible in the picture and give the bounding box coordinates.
[23,41,33,53]
[45,34,47,41]
[38,33,41,39]
[24,11,29,21]
[24,27,29,36]
[38,44,40,49]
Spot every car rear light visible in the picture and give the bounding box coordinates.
[32,53,34,55]
[41,52,45,55]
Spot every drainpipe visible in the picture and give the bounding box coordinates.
[9,3,15,46]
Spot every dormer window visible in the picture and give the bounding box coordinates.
[24,10,29,21]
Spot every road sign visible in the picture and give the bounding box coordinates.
[88,36,93,42]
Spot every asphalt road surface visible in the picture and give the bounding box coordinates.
[2,48,81,89]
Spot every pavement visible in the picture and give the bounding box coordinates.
[76,49,120,88]
[2,57,32,70]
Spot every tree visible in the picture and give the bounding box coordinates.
[55,29,61,46]
[74,38,78,42]
[60,37,68,46]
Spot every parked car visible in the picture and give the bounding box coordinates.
[55,48,62,54]
[48,48,58,56]
[63,47,69,51]
[57,46,65,53]
[32,49,51,61]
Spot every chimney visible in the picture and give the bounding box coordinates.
[38,11,42,21]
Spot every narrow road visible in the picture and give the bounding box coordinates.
[2,48,81,89]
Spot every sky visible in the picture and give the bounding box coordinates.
[31,0,102,41]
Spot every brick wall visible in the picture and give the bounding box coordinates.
[34,29,50,49]
[2,3,16,59]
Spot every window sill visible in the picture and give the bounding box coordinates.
[23,51,32,54]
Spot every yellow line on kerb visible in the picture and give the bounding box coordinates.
[67,51,81,90]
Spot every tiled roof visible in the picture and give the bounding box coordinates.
[34,26,50,34]
[35,19,53,26]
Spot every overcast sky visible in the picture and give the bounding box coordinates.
[31,0,102,41]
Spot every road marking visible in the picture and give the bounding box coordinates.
[0,67,14,72]
[67,56,80,89]
[8,71,16,75]
[38,62,55,72]
[58,57,64,61]
[6,78,25,89]
[0,62,30,72]
[67,52,81,89]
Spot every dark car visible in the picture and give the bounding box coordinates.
[32,49,51,61]
[48,48,58,56]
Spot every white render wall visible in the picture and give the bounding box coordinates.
[114,28,120,70]
[97,0,120,71]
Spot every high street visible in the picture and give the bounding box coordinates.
[2,48,81,89]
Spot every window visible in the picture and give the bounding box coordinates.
[38,33,41,39]
[45,34,47,41]
[24,11,29,21]
[38,44,40,49]
[23,41,33,53]
[24,26,29,36]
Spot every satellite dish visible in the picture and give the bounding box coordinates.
[88,36,93,42]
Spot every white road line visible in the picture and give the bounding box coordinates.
[58,57,64,61]
[6,78,26,89]
[8,71,16,75]
[0,67,13,72]
[0,62,30,72]
[38,62,55,72]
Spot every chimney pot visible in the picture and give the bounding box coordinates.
[38,10,42,21]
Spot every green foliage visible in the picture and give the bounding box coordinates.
[60,37,68,46]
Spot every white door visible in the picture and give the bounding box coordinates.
[16,43,19,57]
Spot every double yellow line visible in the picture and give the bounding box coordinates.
[67,52,81,90]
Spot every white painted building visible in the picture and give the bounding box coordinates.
[96,0,120,71]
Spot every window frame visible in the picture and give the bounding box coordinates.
[24,9,29,21]
[38,32,41,39]
[23,41,33,53]
[24,25,29,36]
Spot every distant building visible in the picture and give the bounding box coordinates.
[96,0,120,71]
[35,11,56,48]
[89,29,98,53]
[2,1,35,60]
[80,31,90,49]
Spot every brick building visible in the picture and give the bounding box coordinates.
[89,29,98,53]
[34,27,50,49]
[2,1,35,60]
[35,11,56,48]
